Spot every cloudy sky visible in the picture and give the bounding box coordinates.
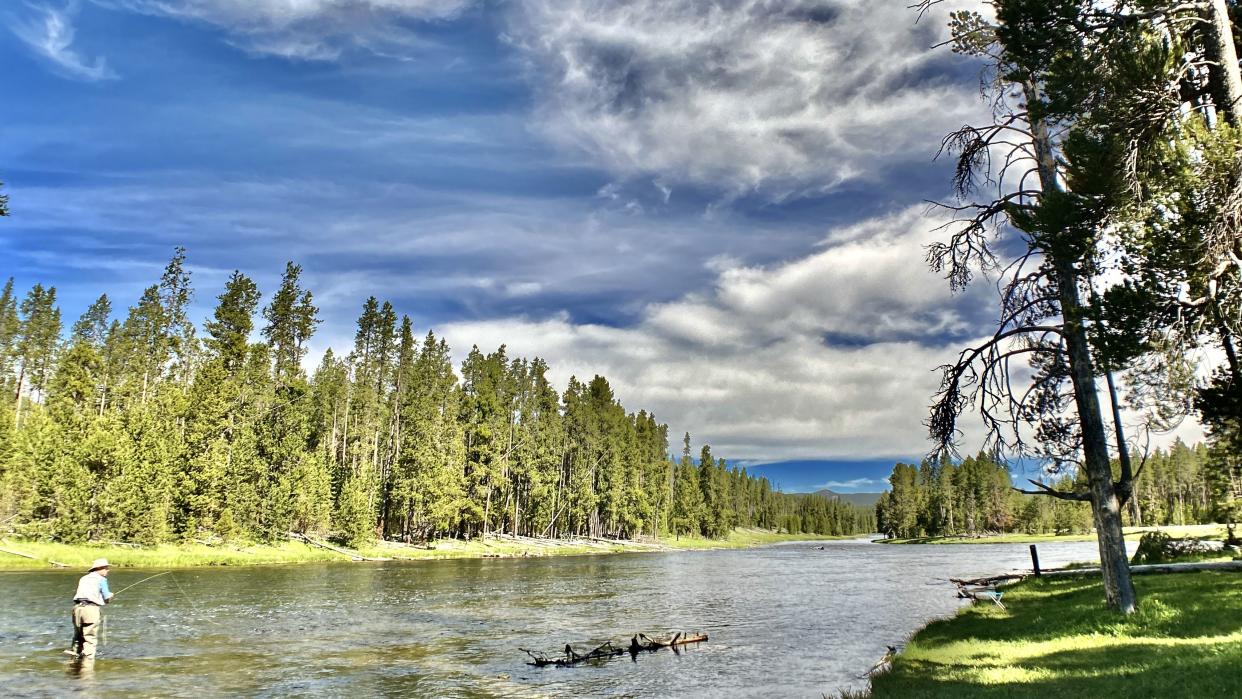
[2,0,1017,492]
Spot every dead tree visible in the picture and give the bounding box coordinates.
[521,632,708,667]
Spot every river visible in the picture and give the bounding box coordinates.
[0,538,1127,697]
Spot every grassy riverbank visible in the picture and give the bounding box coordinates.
[659,528,862,550]
[876,523,1228,546]
[869,570,1242,698]
[0,528,850,570]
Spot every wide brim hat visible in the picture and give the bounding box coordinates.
[88,558,110,572]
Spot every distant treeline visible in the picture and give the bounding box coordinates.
[876,443,1230,539]
[0,251,874,546]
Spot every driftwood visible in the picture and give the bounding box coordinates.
[859,645,898,679]
[947,561,1242,607]
[0,543,69,567]
[1042,560,1242,577]
[522,632,708,667]
[0,544,38,560]
[948,573,1026,587]
[948,574,1024,608]
[631,632,709,650]
[521,641,628,667]
[288,532,390,561]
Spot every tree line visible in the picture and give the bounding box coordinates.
[875,442,1226,540]
[0,254,874,546]
[919,0,1242,612]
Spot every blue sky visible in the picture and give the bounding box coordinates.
[1,1,1017,493]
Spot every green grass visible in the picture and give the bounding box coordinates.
[0,528,854,569]
[0,538,357,569]
[878,524,1230,546]
[870,570,1242,698]
[657,527,861,550]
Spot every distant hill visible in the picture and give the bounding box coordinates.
[812,489,882,508]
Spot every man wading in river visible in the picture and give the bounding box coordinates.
[67,558,114,658]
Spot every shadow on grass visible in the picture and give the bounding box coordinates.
[871,571,1242,698]
[874,639,1241,699]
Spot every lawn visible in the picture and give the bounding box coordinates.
[877,524,1230,546]
[869,570,1242,698]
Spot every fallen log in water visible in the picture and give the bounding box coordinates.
[632,632,709,649]
[522,631,708,667]
[288,532,390,561]
[521,641,627,667]
[0,543,69,567]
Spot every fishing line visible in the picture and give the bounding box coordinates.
[168,571,227,628]
[113,571,172,596]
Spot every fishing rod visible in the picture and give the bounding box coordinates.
[112,571,172,596]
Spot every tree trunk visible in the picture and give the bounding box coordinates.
[1201,0,1242,387]
[1028,80,1137,613]
[1104,368,1135,506]
[12,359,25,427]
[1203,0,1242,127]
[1210,297,1242,385]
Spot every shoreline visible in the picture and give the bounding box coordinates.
[0,528,859,571]
[873,523,1228,546]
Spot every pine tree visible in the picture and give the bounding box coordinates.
[0,278,19,396]
[178,272,263,537]
[392,331,465,539]
[71,295,112,347]
[205,272,260,370]
[256,266,329,539]
[671,433,703,538]
[14,283,63,407]
[114,286,171,407]
[158,247,196,385]
[262,262,319,381]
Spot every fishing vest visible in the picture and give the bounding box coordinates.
[74,571,108,605]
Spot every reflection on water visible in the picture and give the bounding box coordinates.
[1,538,1126,697]
[65,654,95,681]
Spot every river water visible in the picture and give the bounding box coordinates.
[0,538,1125,697]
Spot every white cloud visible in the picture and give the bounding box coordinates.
[11,3,118,81]
[109,0,474,59]
[510,0,984,196]
[647,206,983,348]
[435,206,979,462]
[814,478,887,491]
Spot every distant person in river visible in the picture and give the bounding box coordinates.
[67,559,113,658]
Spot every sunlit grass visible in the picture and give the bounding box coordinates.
[0,539,347,569]
[0,527,850,569]
[661,527,861,549]
[870,571,1242,698]
[878,524,1230,546]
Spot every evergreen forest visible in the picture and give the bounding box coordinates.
[876,443,1234,539]
[0,252,875,547]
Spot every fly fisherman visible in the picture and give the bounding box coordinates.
[67,558,114,658]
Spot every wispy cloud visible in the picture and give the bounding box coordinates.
[111,0,476,60]
[509,0,984,198]
[815,478,887,491]
[11,2,118,81]
[433,206,992,462]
